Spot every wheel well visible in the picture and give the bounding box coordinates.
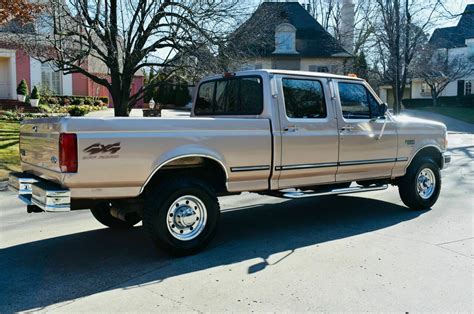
[412,146,442,168]
[143,157,228,194]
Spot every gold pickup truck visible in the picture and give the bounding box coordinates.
[9,70,450,255]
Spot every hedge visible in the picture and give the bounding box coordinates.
[402,95,474,108]
[40,95,109,107]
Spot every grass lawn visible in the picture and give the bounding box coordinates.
[417,106,474,124]
[0,120,20,181]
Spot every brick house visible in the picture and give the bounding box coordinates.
[0,22,143,106]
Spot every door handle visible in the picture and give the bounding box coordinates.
[283,125,298,132]
[340,125,354,132]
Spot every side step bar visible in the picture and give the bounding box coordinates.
[281,184,389,199]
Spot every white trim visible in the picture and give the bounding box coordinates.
[30,57,42,91]
[63,73,72,95]
[0,48,17,99]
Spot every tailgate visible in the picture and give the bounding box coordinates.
[20,118,63,172]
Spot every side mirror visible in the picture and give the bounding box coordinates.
[370,103,388,122]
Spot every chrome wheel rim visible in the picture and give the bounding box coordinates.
[417,168,436,199]
[166,195,207,241]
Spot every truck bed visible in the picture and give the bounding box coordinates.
[20,117,273,198]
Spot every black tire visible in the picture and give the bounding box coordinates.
[143,177,220,256]
[90,202,141,229]
[398,156,441,210]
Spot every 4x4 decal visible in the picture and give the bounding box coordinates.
[84,143,121,155]
[82,143,121,160]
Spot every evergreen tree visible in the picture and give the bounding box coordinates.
[143,67,156,103]
[353,51,369,81]
[174,84,191,107]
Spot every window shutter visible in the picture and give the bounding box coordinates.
[457,80,465,97]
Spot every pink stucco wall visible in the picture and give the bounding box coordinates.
[72,72,89,95]
[15,50,30,88]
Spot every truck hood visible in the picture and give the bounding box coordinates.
[394,114,447,133]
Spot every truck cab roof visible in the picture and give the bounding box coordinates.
[200,69,365,82]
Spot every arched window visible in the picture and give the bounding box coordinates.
[273,23,297,54]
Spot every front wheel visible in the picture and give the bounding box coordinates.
[398,157,441,210]
[143,177,220,256]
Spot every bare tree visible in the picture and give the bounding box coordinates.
[20,0,253,116]
[309,0,376,56]
[372,0,445,114]
[415,47,473,107]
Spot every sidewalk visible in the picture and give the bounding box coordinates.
[401,109,474,133]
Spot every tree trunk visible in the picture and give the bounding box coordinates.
[431,90,438,107]
[110,72,132,117]
[111,88,131,117]
[114,101,130,116]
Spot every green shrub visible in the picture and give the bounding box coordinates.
[0,110,50,121]
[71,98,83,106]
[68,105,90,116]
[402,96,471,108]
[38,104,52,113]
[174,84,192,107]
[461,94,474,106]
[16,80,28,95]
[31,86,40,99]
[99,96,109,105]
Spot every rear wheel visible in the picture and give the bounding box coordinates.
[90,202,141,229]
[143,177,220,256]
[398,156,441,210]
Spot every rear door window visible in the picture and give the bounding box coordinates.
[282,78,327,119]
[194,76,263,115]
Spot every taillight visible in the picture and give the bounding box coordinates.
[59,133,78,173]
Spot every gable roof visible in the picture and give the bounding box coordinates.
[228,1,350,58]
[429,4,474,49]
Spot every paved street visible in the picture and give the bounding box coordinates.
[0,132,473,312]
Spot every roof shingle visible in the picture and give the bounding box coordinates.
[229,2,350,58]
[429,4,474,49]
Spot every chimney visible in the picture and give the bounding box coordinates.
[340,0,355,53]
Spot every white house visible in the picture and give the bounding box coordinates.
[379,4,474,105]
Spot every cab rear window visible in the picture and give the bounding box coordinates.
[195,76,263,115]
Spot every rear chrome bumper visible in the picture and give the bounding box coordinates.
[8,172,71,212]
[442,152,451,169]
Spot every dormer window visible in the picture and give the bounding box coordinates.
[273,23,297,54]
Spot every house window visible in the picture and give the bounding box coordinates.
[41,63,62,94]
[273,23,297,54]
[467,39,474,58]
[466,81,472,95]
[421,83,431,94]
[308,65,330,73]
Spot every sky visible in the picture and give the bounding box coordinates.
[154,0,473,65]
[440,0,473,27]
